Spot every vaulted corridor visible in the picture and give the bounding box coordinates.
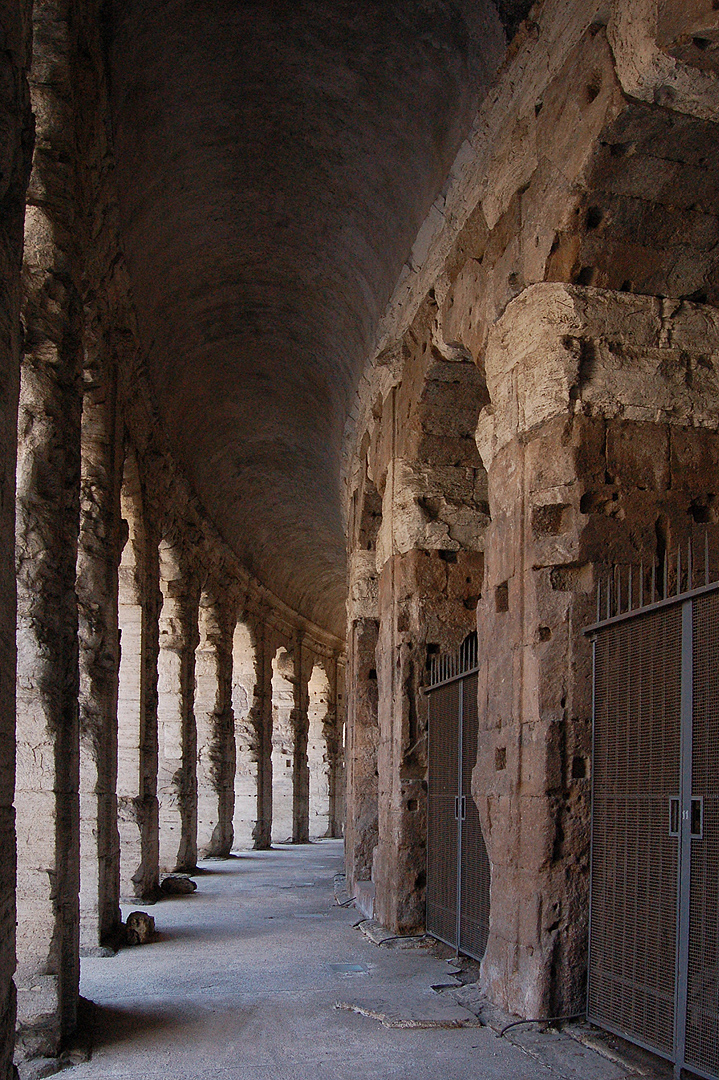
[3,1,719,1076]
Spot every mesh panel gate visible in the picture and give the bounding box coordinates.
[426,636,490,961]
[588,580,719,1080]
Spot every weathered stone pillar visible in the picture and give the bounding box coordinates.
[473,283,719,1019]
[249,619,274,849]
[327,654,346,839]
[270,644,295,844]
[77,355,122,952]
[157,542,199,872]
[344,559,380,891]
[15,0,83,1055]
[291,637,311,844]
[0,4,33,1074]
[195,591,235,858]
[371,360,488,933]
[117,455,160,899]
[231,618,259,849]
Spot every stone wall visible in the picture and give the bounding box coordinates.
[343,0,719,1020]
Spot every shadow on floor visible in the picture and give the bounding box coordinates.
[80,999,198,1051]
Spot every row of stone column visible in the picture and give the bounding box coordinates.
[15,434,344,1058]
[11,8,346,1055]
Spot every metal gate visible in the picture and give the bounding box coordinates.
[587,560,719,1080]
[426,634,490,960]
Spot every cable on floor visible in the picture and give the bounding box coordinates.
[498,1013,586,1038]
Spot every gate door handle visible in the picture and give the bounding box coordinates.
[668,796,704,838]
[460,796,467,821]
[669,797,679,837]
[454,796,460,820]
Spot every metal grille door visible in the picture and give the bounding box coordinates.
[588,569,719,1080]
[426,679,460,946]
[426,638,490,961]
[459,671,490,960]
[589,609,681,1057]
[686,593,719,1078]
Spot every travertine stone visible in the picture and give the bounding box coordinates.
[473,282,719,1018]
[271,646,296,845]
[117,451,160,900]
[249,623,276,850]
[291,640,311,845]
[353,321,490,934]
[15,0,83,1055]
[307,663,332,839]
[157,544,199,873]
[77,348,122,952]
[344,619,380,891]
[195,592,235,859]
[0,1,33,1074]
[231,620,259,850]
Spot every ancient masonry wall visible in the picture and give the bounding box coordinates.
[344,0,719,1017]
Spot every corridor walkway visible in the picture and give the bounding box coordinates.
[70,842,628,1080]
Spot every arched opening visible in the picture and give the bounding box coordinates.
[307,664,331,839]
[231,620,259,849]
[271,647,295,844]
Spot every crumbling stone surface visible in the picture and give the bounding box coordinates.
[345,299,490,933]
[0,3,33,1073]
[343,0,719,1023]
[473,283,719,1018]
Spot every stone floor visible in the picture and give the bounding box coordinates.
[66,841,664,1080]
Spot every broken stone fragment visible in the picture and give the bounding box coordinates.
[125,911,156,945]
[160,875,198,895]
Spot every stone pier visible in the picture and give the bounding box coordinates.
[195,592,235,858]
[77,351,122,952]
[157,543,199,873]
[473,284,719,1017]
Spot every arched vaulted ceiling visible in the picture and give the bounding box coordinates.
[109,0,510,637]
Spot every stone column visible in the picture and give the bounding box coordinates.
[0,4,33,1074]
[270,644,295,844]
[344,550,380,890]
[116,455,160,899]
[77,355,122,952]
[247,618,274,849]
[195,592,235,858]
[231,618,259,849]
[157,543,199,872]
[327,654,346,839]
[15,0,83,1055]
[473,283,719,1019]
[292,636,311,844]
